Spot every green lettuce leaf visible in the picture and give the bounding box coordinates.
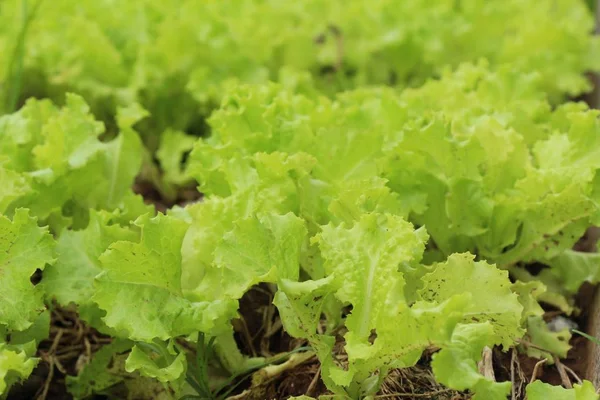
[42,210,138,331]
[0,344,37,397]
[432,323,511,400]
[512,281,546,324]
[526,380,598,400]
[125,341,186,386]
[418,253,523,348]
[524,316,571,360]
[209,213,306,299]
[0,209,54,332]
[93,213,237,341]
[544,250,600,293]
[0,311,50,398]
[156,129,196,186]
[181,152,315,295]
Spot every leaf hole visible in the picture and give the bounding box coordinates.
[30,268,43,285]
[369,329,378,344]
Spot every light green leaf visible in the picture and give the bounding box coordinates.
[181,153,313,295]
[419,253,524,348]
[116,102,149,129]
[7,310,50,352]
[211,213,306,299]
[545,250,600,293]
[181,195,248,294]
[0,343,37,396]
[183,211,307,375]
[0,209,54,331]
[316,213,428,347]
[512,281,546,324]
[212,330,265,374]
[108,192,156,227]
[101,124,144,211]
[0,310,49,397]
[0,98,56,172]
[157,129,196,186]
[432,323,511,400]
[327,177,410,225]
[43,210,137,306]
[0,162,31,214]
[525,316,571,360]
[94,213,237,341]
[42,210,137,330]
[31,94,105,172]
[511,268,574,314]
[125,341,186,384]
[526,380,598,400]
[274,278,343,393]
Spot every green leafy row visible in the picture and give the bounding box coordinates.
[190,61,600,309]
[183,62,600,397]
[1,0,598,140]
[2,60,600,398]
